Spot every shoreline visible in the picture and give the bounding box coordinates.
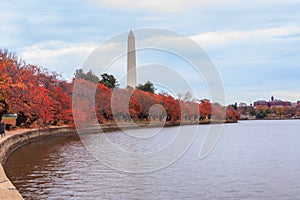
[76,120,237,134]
[239,118,300,121]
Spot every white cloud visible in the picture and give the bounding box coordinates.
[20,41,97,60]
[18,40,130,80]
[19,41,98,79]
[88,0,237,12]
[190,26,300,47]
[87,0,300,12]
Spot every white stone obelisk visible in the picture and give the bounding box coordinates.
[127,30,136,88]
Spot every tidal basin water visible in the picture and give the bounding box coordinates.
[4,120,300,199]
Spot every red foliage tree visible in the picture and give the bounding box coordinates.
[199,99,212,120]
[158,94,181,122]
[95,83,113,122]
[0,49,72,127]
[226,106,240,122]
[133,89,158,120]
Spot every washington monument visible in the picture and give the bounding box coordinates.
[127,30,136,88]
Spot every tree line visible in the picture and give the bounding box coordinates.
[0,49,240,128]
[238,104,300,119]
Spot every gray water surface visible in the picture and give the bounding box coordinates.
[4,120,300,199]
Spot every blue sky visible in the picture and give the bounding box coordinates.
[1,0,300,104]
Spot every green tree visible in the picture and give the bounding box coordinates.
[74,69,99,83]
[247,106,256,116]
[99,73,119,89]
[136,81,155,93]
[256,111,266,119]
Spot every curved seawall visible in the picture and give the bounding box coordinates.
[0,127,76,200]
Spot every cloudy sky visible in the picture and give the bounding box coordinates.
[1,0,300,104]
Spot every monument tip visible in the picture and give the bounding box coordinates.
[129,30,134,37]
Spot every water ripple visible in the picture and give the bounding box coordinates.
[4,120,300,199]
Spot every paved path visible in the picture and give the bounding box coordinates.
[0,128,37,142]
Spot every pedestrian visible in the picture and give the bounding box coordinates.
[0,122,5,138]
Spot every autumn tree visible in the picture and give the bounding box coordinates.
[226,105,240,122]
[110,87,142,121]
[0,49,72,127]
[72,78,97,127]
[0,49,23,120]
[158,93,181,122]
[199,99,212,120]
[133,89,158,120]
[95,83,113,122]
[212,103,225,120]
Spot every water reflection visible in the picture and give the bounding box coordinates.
[4,120,300,199]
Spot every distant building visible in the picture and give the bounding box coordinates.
[253,100,269,107]
[254,96,291,107]
[270,99,291,107]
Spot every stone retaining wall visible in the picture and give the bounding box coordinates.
[0,127,76,200]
